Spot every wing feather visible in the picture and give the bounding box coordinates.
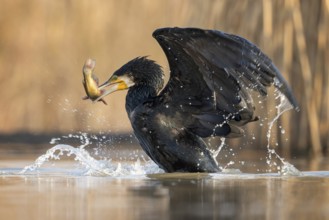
[152,27,298,138]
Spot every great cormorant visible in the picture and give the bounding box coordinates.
[94,27,298,173]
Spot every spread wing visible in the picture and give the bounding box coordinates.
[152,27,298,138]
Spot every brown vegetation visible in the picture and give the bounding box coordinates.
[0,0,328,156]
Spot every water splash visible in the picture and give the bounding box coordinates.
[20,144,163,176]
[20,132,163,177]
[22,97,163,177]
[209,138,241,172]
[265,90,301,176]
[211,137,226,159]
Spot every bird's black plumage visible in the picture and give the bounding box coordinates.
[97,27,298,173]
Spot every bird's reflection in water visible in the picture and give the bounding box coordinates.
[127,173,329,220]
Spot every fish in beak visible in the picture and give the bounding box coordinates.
[82,58,107,105]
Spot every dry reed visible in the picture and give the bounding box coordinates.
[0,0,327,157]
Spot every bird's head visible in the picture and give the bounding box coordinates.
[95,57,164,102]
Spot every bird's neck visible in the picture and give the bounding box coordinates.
[125,85,158,115]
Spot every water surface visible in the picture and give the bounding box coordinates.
[0,152,328,220]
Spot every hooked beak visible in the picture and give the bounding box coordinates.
[94,75,134,102]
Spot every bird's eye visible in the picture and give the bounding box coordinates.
[111,75,118,81]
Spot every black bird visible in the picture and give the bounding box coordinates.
[95,27,298,173]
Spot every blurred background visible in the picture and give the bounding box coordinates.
[0,0,328,159]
